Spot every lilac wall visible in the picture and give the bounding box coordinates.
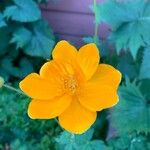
[41,0,109,47]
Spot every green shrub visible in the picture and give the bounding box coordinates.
[0,0,55,81]
[0,0,150,149]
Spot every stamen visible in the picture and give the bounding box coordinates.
[64,75,77,94]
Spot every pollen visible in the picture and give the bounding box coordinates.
[64,75,77,94]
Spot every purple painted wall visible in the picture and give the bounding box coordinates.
[41,0,109,47]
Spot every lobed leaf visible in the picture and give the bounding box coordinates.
[97,0,150,59]
[4,0,41,22]
[110,78,150,134]
[11,21,55,58]
[108,133,150,150]
[55,129,108,150]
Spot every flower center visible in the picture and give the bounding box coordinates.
[64,75,77,94]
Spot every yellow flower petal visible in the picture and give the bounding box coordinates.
[19,40,122,134]
[77,43,100,80]
[58,99,97,134]
[40,60,75,78]
[28,95,72,119]
[90,64,122,89]
[40,60,60,78]
[79,82,119,112]
[20,73,62,100]
[52,40,77,62]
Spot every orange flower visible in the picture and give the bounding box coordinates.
[20,40,121,134]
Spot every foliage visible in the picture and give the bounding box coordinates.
[11,21,55,58]
[0,13,6,27]
[55,129,108,150]
[1,87,150,149]
[96,0,150,59]
[4,0,41,22]
[93,0,150,137]
[0,0,55,80]
[108,133,150,150]
[139,47,150,79]
[110,78,150,134]
[0,89,60,150]
[82,0,150,150]
[0,0,150,149]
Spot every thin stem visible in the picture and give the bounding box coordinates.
[3,84,26,96]
[93,0,99,43]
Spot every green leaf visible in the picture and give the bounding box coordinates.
[55,131,78,150]
[117,52,138,78]
[11,21,55,58]
[4,0,41,22]
[78,140,107,150]
[129,135,148,150]
[10,139,27,150]
[0,87,58,149]
[0,28,10,56]
[23,21,55,58]
[0,67,9,81]
[55,129,108,150]
[139,47,150,79]
[11,27,32,49]
[1,57,34,78]
[108,134,130,150]
[97,0,150,59]
[108,133,150,150]
[110,78,150,134]
[0,13,7,28]
[140,79,150,100]
[83,36,95,44]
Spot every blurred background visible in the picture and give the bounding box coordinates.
[0,0,150,149]
[41,0,108,46]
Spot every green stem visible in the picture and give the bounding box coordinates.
[94,0,99,43]
[3,84,26,96]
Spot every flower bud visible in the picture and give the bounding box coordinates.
[0,76,4,88]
